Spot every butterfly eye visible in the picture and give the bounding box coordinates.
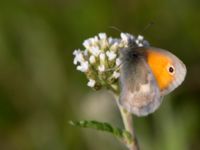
[167,65,175,75]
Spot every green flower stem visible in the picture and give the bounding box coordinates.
[114,94,139,150]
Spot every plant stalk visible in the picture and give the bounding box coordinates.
[114,94,139,150]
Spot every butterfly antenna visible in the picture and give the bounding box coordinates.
[140,21,155,34]
[108,26,122,33]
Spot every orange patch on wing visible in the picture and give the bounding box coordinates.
[146,50,174,91]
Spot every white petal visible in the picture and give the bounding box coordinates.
[87,79,96,87]
[98,33,107,39]
[126,33,135,40]
[73,50,78,55]
[137,35,144,40]
[116,58,121,66]
[73,50,85,65]
[93,36,99,43]
[77,65,83,71]
[83,40,91,49]
[138,43,143,47]
[73,57,78,65]
[99,53,106,61]
[108,37,114,44]
[77,61,89,72]
[135,39,139,44]
[84,50,88,56]
[106,51,117,61]
[110,42,121,52]
[76,53,84,62]
[88,36,98,45]
[113,71,120,79]
[89,55,96,64]
[98,65,105,72]
[120,33,135,46]
[120,33,129,42]
[73,49,82,56]
[91,46,101,56]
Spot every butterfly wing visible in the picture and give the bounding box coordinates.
[146,47,187,96]
[119,48,163,116]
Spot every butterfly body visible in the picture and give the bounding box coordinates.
[119,47,186,116]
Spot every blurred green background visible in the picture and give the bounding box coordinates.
[0,0,200,150]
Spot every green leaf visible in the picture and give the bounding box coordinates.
[69,120,132,143]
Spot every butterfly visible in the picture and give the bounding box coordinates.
[119,46,186,116]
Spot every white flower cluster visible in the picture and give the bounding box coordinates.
[73,33,149,92]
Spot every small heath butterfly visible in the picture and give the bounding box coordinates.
[119,42,186,116]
